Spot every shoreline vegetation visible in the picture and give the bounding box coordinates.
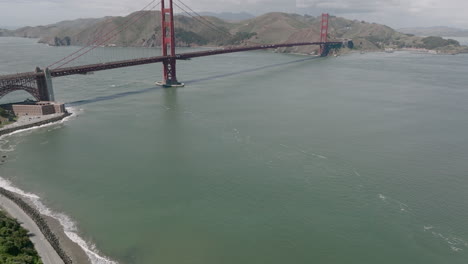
[0,187,72,264]
[0,111,94,263]
[0,107,17,128]
[0,112,71,137]
[1,12,467,56]
[0,210,42,263]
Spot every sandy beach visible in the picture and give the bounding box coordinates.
[0,111,93,264]
[0,191,64,263]
[43,214,92,264]
[0,188,92,264]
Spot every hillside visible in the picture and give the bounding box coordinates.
[5,12,466,54]
[198,12,254,21]
[399,26,468,37]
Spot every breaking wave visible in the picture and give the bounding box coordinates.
[0,107,117,263]
[0,177,117,263]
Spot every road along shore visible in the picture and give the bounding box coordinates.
[0,110,93,264]
[0,187,71,263]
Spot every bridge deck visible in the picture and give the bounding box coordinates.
[0,42,342,82]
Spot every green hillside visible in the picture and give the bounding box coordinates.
[7,12,466,54]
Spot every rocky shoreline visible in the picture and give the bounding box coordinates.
[0,187,73,263]
[0,112,72,137]
[0,110,95,264]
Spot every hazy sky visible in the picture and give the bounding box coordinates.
[0,0,467,29]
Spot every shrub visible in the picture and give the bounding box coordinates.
[422,36,460,49]
[0,211,42,264]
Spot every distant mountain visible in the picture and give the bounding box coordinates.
[3,12,465,54]
[0,25,19,30]
[398,26,468,37]
[0,28,12,37]
[12,17,105,40]
[196,12,254,21]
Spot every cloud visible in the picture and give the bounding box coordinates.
[1,0,468,29]
[296,0,402,11]
[295,0,468,28]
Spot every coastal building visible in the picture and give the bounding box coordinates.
[11,101,66,116]
[0,116,9,125]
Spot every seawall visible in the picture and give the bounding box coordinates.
[0,112,71,137]
[0,187,73,264]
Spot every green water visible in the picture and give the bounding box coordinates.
[1,37,468,264]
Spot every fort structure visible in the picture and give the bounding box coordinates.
[4,101,66,116]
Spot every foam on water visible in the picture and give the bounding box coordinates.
[353,170,361,177]
[379,194,467,253]
[0,107,117,263]
[0,177,40,199]
[0,177,117,263]
[378,194,386,201]
[279,143,328,159]
[0,139,16,152]
[378,193,410,212]
[427,227,468,252]
[0,107,80,140]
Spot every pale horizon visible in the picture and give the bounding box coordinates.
[1,0,467,30]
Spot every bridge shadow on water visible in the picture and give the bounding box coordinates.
[66,56,318,107]
[66,87,162,107]
[184,56,317,84]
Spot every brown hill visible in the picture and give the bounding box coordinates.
[6,12,463,54]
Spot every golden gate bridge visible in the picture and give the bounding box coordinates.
[0,0,352,102]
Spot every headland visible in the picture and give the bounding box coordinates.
[0,100,71,136]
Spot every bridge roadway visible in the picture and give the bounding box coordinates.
[0,41,342,83]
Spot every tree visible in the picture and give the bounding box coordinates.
[422,36,460,49]
[0,108,8,118]
[0,211,43,264]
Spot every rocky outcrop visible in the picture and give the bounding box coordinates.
[0,113,71,136]
[54,36,72,46]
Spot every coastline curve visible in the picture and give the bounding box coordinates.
[0,187,73,264]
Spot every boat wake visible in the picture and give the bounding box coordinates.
[378,193,467,252]
[424,225,468,252]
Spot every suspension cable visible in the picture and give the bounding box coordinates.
[175,0,232,36]
[174,4,230,37]
[47,0,157,68]
[54,3,160,69]
[173,1,231,37]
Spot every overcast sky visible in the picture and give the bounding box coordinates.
[0,0,467,29]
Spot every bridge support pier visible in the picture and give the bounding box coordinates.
[156,0,184,88]
[319,13,329,57]
[35,67,55,101]
[159,58,184,87]
[320,45,332,57]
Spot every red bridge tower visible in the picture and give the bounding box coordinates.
[319,13,329,57]
[157,0,184,87]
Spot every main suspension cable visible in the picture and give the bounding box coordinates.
[54,3,160,69]
[173,1,231,37]
[175,0,232,36]
[47,0,157,68]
